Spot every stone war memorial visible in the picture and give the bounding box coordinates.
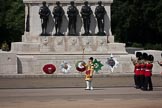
[0,0,162,75]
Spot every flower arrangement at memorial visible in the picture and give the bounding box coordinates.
[43,64,56,74]
[106,54,119,72]
[60,61,72,74]
[93,59,104,73]
[75,61,86,72]
[75,59,104,73]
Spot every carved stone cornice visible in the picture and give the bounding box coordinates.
[23,0,113,4]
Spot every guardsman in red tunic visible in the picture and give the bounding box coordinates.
[131,52,142,89]
[143,54,154,91]
[139,53,147,89]
[140,61,145,89]
[134,62,141,88]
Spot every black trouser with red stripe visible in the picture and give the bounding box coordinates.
[134,75,140,88]
[144,76,153,90]
[140,75,145,88]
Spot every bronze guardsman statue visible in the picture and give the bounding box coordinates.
[53,1,64,36]
[67,1,79,36]
[81,1,92,35]
[39,1,51,36]
[95,1,106,36]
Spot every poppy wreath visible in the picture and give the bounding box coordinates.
[43,64,56,74]
[75,61,86,72]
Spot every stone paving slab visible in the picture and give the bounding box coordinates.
[0,87,162,108]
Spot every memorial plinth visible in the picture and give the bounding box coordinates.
[14,0,124,53]
[12,36,126,54]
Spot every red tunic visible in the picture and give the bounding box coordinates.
[134,63,141,75]
[145,63,153,77]
[140,63,145,75]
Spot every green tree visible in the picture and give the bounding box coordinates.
[0,0,5,27]
[0,0,25,49]
[112,0,162,49]
[141,0,159,44]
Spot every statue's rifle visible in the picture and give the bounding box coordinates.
[78,48,85,75]
[82,48,85,61]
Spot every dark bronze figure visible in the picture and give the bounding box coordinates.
[95,1,106,36]
[67,1,78,35]
[26,5,30,32]
[81,1,92,35]
[39,1,51,36]
[53,1,64,36]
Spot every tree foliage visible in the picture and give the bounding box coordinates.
[1,0,162,50]
[0,0,24,48]
[112,0,162,48]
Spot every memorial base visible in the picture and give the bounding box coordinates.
[16,53,133,74]
[12,35,125,54]
[8,35,134,74]
[0,36,162,75]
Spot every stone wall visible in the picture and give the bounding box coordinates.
[0,51,17,74]
[16,54,133,74]
[12,36,124,53]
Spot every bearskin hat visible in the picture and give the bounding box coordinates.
[148,54,154,62]
[136,52,142,58]
[142,52,148,60]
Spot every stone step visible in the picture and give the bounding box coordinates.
[0,74,161,89]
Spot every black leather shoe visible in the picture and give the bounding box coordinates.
[141,88,148,91]
[148,89,153,91]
